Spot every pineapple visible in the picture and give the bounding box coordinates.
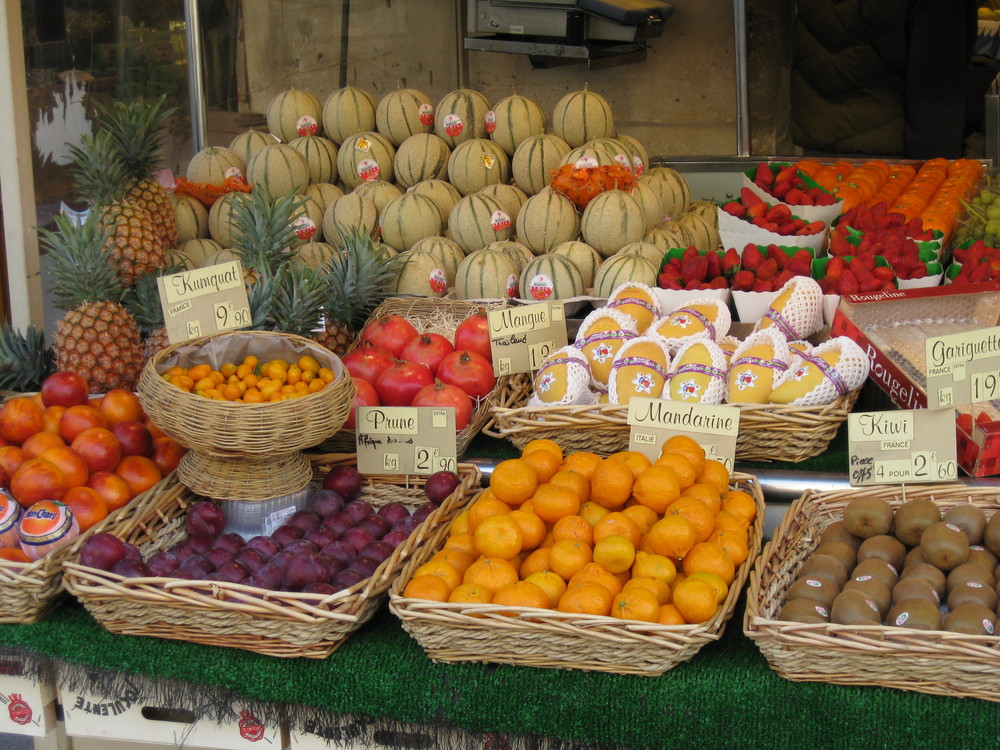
[101,95,178,248]
[38,213,145,393]
[269,260,328,338]
[69,130,168,287]
[229,186,304,279]
[125,264,184,360]
[314,226,402,355]
[0,324,52,393]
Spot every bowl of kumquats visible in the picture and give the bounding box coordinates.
[136,330,355,459]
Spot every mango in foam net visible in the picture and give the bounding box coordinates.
[755,276,824,341]
[608,335,672,405]
[726,328,791,404]
[666,338,728,404]
[653,298,731,344]
[575,307,639,391]
[530,345,594,406]
[768,336,869,406]
[607,282,660,333]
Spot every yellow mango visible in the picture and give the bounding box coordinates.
[654,303,722,341]
[609,337,671,404]
[727,343,781,403]
[769,349,843,404]
[608,284,659,333]
[667,341,725,403]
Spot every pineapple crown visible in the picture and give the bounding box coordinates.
[229,186,305,276]
[38,212,126,310]
[98,95,174,180]
[0,324,53,392]
[124,262,185,334]
[269,260,329,338]
[322,226,402,331]
[68,129,132,207]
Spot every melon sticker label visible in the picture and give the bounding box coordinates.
[157,260,252,344]
[491,210,511,231]
[485,110,497,134]
[632,155,645,175]
[529,273,554,300]
[613,153,631,170]
[627,397,740,470]
[847,408,957,486]
[418,103,434,126]
[296,115,318,137]
[292,215,317,241]
[354,136,371,152]
[505,274,519,298]
[358,158,381,181]
[356,406,457,475]
[482,153,496,170]
[574,155,599,169]
[224,165,244,181]
[443,113,464,138]
[5,694,32,725]
[428,267,447,295]
[488,301,569,376]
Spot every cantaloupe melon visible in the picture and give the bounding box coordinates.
[686,199,719,225]
[511,134,570,196]
[267,86,323,143]
[409,179,462,221]
[296,241,336,270]
[172,238,223,269]
[352,179,403,213]
[288,135,339,185]
[550,240,602,288]
[580,188,645,257]
[322,86,376,145]
[202,247,241,268]
[435,89,491,148]
[378,192,443,251]
[593,254,658,298]
[394,133,450,188]
[617,134,649,176]
[563,137,631,171]
[448,193,513,254]
[644,224,694,252]
[170,194,209,244]
[516,187,581,255]
[488,93,545,156]
[628,181,663,233]
[616,241,665,270]
[411,236,465,284]
[337,131,396,190]
[447,138,509,196]
[676,211,720,253]
[322,193,379,247]
[207,192,253,247]
[455,248,520,300]
[519,253,584,302]
[229,129,276,166]
[486,240,534,274]
[477,183,528,227]
[304,182,344,217]
[246,144,310,197]
[186,146,245,185]
[376,88,434,146]
[642,167,690,221]
[551,86,615,148]
[392,249,449,297]
[290,193,324,245]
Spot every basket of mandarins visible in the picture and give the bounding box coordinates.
[744,483,1000,702]
[62,455,482,659]
[389,439,763,676]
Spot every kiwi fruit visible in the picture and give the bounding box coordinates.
[857,535,906,572]
[891,577,939,606]
[892,497,941,547]
[813,540,857,575]
[830,589,882,625]
[946,562,995,593]
[843,496,894,539]
[819,520,862,550]
[903,546,927,568]
[787,576,840,608]
[777,598,831,624]
[947,581,998,611]
[942,504,987,545]
[920,521,971,571]
[899,563,947,599]
[967,545,998,574]
[843,576,891,617]
[851,557,900,590]
[797,554,849,588]
[887,598,941,631]
[943,602,996,635]
[985,511,1000,556]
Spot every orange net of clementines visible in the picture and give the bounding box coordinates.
[550,164,637,210]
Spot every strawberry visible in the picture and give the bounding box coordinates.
[681,246,700,265]
[798,194,815,206]
[771,182,792,200]
[798,221,825,235]
[970,261,994,283]
[756,257,779,280]
[852,253,876,271]
[746,202,768,220]
[904,217,924,236]
[657,274,683,290]
[766,244,786,265]
[722,248,741,275]
[682,254,709,285]
[741,187,765,207]
[856,232,878,255]
[706,250,722,278]
[684,278,702,290]
[815,193,838,206]
[752,280,773,293]
[765,204,792,224]
[859,275,881,293]
[732,269,755,291]
[722,201,745,218]
[818,276,837,294]
[753,162,774,186]
[741,244,765,271]
[708,276,729,289]
[784,188,804,204]
[824,256,846,280]
[773,269,796,287]
[837,271,860,295]
[786,250,813,277]
[776,222,798,236]
[775,165,799,184]
[873,265,895,282]
[761,222,780,233]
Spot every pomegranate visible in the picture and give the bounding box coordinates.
[399,333,454,375]
[359,315,419,357]
[410,380,474,430]
[436,350,496,400]
[454,310,493,363]
[374,360,434,407]
[342,341,395,383]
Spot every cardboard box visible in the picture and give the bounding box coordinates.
[830,283,1000,476]
[0,659,56,737]
[60,674,287,750]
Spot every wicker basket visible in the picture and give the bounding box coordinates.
[321,297,510,455]
[388,473,764,676]
[137,331,354,459]
[62,455,482,659]
[744,483,1000,702]
[0,473,177,624]
[485,372,860,463]
[176,450,313,502]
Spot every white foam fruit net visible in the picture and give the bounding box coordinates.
[755,275,824,341]
[607,282,662,333]
[666,338,729,405]
[726,327,792,403]
[575,306,640,391]
[607,335,673,404]
[528,344,597,407]
[652,297,732,352]
[771,335,871,406]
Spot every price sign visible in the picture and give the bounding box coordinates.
[355,406,457,476]
[157,261,251,344]
[847,409,958,486]
[626,397,740,471]
[925,327,1000,409]
[488,302,568,376]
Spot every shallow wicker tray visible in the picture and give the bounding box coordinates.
[137,330,353,459]
[0,473,177,624]
[388,472,764,676]
[321,296,510,456]
[744,483,1000,702]
[485,372,860,463]
[62,455,482,659]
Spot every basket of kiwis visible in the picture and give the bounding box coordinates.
[744,483,1000,702]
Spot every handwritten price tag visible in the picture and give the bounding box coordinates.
[847,409,958,486]
[355,407,457,475]
[925,327,1000,408]
[488,302,568,376]
[157,261,251,344]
